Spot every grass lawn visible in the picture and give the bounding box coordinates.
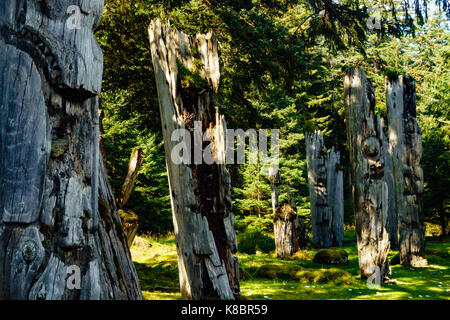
[130,232,450,300]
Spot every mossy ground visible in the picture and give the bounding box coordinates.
[130,231,450,300]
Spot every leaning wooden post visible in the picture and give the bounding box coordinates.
[327,147,344,247]
[269,165,281,215]
[117,148,144,248]
[305,131,332,248]
[386,75,427,267]
[0,1,142,299]
[344,68,390,280]
[149,20,240,300]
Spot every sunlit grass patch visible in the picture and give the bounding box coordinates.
[131,233,450,300]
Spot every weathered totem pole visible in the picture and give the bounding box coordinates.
[270,166,299,258]
[0,1,143,299]
[306,131,332,248]
[327,147,344,247]
[149,20,240,300]
[306,131,344,248]
[379,117,398,248]
[344,68,390,280]
[386,75,427,267]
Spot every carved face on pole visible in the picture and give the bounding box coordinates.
[0,0,110,299]
[0,0,104,95]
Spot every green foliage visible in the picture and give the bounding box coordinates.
[237,231,276,254]
[97,0,449,237]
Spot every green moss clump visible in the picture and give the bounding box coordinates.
[294,268,354,285]
[274,204,297,222]
[119,209,139,224]
[253,264,299,280]
[313,249,349,265]
[177,60,208,91]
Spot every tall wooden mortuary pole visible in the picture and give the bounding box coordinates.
[344,68,391,280]
[149,20,240,300]
[386,75,427,267]
[306,131,344,248]
[0,0,143,299]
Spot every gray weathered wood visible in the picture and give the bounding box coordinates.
[270,166,299,258]
[149,20,240,300]
[344,67,391,280]
[386,75,427,267]
[0,1,143,300]
[117,148,144,248]
[118,148,144,208]
[327,147,344,247]
[306,131,332,248]
[379,117,398,248]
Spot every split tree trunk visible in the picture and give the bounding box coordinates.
[344,68,390,280]
[386,76,427,267]
[327,147,344,247]
[270,166,299,258]
[0,1,142,299]
[306,131,332,248]
[149,20,240,300]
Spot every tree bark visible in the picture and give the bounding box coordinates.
[0,1,143,299]
[327,147,344,247]
[386,75,427,267]
[344,67,390,280]
[149,20,240,300]
[306,131,332,248]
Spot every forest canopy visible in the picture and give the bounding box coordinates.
[96,0,449,237]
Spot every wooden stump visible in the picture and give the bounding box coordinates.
[386,75,427,267]
[344,68,390,280]
[274,205,299,258]
[0,1,142,299]
[149,20,240,300]
[270,166,299,258]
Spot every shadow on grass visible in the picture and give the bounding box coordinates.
[131,233,449,300]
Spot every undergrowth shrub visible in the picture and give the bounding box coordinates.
[238,231,275,254]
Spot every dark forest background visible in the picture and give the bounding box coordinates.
[95,0,449,237]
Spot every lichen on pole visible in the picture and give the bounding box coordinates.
[148,20,240,300]
[386,75,426,267]
[344,67,390,280]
